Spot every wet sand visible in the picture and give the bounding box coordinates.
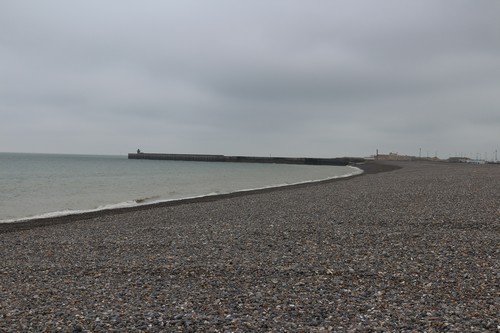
[0,161,498,332]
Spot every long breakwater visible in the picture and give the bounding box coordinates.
[128,153,363,166]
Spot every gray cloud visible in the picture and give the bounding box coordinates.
[1,0,499,158]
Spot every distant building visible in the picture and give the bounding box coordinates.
[374,152,441,162]
[448,157,470,163]
[375,152,415,161]
[467,159,486,165]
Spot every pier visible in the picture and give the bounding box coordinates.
[128,153,363,166]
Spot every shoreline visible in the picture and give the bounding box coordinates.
[1,160,497,331]
[0,161,399,234]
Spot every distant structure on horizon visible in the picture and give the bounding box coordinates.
[374,152,497,164]
[373,152,440,162]
[128,152,364,166]
[448,157,471,163]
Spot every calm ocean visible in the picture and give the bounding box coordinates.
[0,153,361,223]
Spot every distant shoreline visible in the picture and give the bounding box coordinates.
[0,161,399,234]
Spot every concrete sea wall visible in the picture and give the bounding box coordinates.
[128,153,362,166]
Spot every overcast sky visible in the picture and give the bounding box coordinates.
[1,1,499,158]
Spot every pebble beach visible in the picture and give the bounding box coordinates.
[0,161,498,332]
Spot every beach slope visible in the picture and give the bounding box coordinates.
[0,161,498,332]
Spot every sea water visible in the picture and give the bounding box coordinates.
[0,153,361,222]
